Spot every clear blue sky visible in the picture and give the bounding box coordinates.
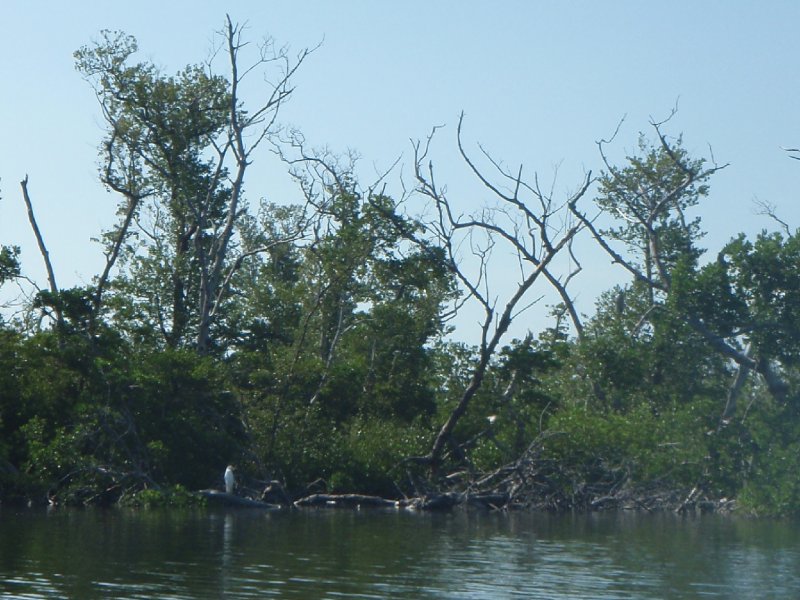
[1,1,799,337]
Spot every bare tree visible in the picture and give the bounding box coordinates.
[413,113,591,468]
[194,16,315,353]
[19,176,64,330]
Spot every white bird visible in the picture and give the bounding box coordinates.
[224,465,235,494]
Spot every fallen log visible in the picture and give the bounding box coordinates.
[198,489,282,509]
[294,493,399,508]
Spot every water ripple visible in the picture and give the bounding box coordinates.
[2,510,800,598]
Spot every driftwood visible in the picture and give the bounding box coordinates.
[206,479,736,514]
[406,492,462,511]
[393,430,737,514]
[199,428,738,514]
[294,493,399,508]
[291,491,512,511]
[198,489,282,509]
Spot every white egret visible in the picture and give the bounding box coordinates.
[224,465,235,494]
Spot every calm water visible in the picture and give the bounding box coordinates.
[1,507,799,599]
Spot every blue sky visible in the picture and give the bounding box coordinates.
[1,1,798,337]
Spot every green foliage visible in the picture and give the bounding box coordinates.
[117,349,245,488]
[75,28,247,353]
[330,418,430,496]
[544,400,713,492]
[0,244,20,285]
[0,322,245,504]
[575,283,728,415]
[223,186,453,490]
[669,257,747,337]
[596,135,709,275]
[733,391,800,515]
[722,231,800,365]
[5,23,800,516]
[465,335,568,468]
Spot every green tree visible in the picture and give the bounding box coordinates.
[570,125,766,412]
[75,19,311,353]
[594,133,711,305]
[674,229,800,418]
[0,245,20,286]
[0,185,22,288]
[222,157,455,487]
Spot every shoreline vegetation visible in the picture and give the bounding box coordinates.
[2,17,799,517]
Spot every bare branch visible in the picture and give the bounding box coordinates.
[780,146,800,160]
[569,200,659,290]
[753,197,791,236]
[411,116,591,468]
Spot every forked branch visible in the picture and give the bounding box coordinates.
[411,118,592,468]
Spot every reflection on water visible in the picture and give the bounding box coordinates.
[221,513,234,593]
[1,507,799,598]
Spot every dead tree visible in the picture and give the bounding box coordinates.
[413,113,591,469]
[194,17,315,354]
[19,176,64,330]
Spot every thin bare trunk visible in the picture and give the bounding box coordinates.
[20,176,63,329]
[720,345,752,427]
